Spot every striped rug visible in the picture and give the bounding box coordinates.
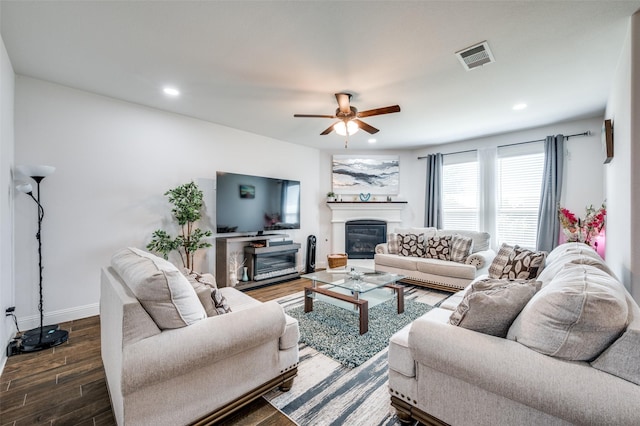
[264,286,449,426]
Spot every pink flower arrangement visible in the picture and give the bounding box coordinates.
[558,203,606,246]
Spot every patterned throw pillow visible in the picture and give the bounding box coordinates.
[387,233,400,254]
[488,243,516,278]
[425,235,452,260]
[450,234,473,263]
[398,233,425,257]
[500,247,547,280]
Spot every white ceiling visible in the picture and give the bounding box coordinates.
[2,1,639,151]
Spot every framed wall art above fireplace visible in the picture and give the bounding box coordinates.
[332,155,399,194]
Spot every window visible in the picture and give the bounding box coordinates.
[442,151,479,231]
[439,142,544,249]
[496,143,544,249]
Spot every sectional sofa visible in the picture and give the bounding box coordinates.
[388,242,640,425]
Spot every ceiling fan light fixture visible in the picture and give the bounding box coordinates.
[334,120,359,136]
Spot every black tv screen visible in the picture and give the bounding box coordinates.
[216,171,301,234]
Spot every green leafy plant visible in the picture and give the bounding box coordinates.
[147,181,212,270]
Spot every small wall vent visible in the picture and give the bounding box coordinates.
[456,41,495,71]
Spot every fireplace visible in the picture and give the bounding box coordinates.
[345,220,387,259]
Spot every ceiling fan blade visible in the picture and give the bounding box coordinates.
[354,119,379,134]
[335,93,352,114]
[357,105,401,118]
[294,114,336,118]
[320,123,337,135]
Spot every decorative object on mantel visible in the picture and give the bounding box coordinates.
[332,155,399,195]
[242,266,249,282]
[146,181,212,270]
[14,164,69,353]
[558,202,606,249]
[326,191,336,202]
[359,192,371,202]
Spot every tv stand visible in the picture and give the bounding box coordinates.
[216,234,300,289]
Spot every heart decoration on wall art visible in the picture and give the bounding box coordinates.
[359,193,371,202]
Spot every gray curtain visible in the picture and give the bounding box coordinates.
[536,134,565,252]
[425,153,443,228]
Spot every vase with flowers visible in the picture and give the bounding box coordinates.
[558,202,606,247]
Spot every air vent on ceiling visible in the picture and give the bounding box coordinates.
[455,41,495,71]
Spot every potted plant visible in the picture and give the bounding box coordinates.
[147,181,212,270]
[327,191,336,202]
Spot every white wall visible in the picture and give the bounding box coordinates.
[13,76,321,329]
[605,12,639,301]
[412,116,607,246]
[0,30,16,369]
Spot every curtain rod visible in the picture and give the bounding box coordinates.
[417,131,592,159]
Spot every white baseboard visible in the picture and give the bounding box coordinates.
[17,303,100,331]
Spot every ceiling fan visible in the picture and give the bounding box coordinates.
[294,93,401,138]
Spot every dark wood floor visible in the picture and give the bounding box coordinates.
[0,277,310,426]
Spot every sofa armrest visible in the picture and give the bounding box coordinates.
[122,301,286,394]
[465,249,496,270]
[375,243,389,254]
[408,311,640,424]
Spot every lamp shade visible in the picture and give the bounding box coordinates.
[16,183,33,194]
[16,165,56,179]
[334,120,359,136]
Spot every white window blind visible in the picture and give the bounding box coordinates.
[442,151,479,231]
[496,143,544,249]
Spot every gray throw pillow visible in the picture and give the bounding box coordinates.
[398,233,425,257]
[449,278,539,337]
[387,233,400,254]
[425,235,452,260]
[488,243,515,278]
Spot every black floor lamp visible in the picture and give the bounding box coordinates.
[16,165,68,353]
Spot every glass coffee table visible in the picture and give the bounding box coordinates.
[301,267,405,335]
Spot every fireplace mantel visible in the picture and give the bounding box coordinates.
[327,201,407,254]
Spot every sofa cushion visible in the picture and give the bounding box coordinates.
[183,271,218,316]
[507,264,628,361]
[415,258,476,280]
[184,270,232,316]
[538,250,615,288]
[499,247,546,280]
[449,278,539,337]
[111,248,206,329]
[545,242,598,265]
[436,229,490,253]
[450,234,473,263]
[375,253,419,271]
[591,296,640,385]
[398,233,425,257]
[488,243,515,278]
[425,235,452,260]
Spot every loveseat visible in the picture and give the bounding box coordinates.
[388,242,640,425]
[375,228,496,292]
[100,247,300,426]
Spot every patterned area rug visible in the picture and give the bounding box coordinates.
[264,286,449,426]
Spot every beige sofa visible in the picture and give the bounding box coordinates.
[388,242,640,425]
[375,228,496,292]
[100,247,299,426]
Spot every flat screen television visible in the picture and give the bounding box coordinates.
[215,171,301,234]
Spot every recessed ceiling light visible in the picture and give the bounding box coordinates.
[513,103,527,111]
[368,138,377,144]
[163,87,180,96]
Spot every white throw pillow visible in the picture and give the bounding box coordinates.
[111,247,206,329]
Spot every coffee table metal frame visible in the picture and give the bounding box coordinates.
[302,269,405,335]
